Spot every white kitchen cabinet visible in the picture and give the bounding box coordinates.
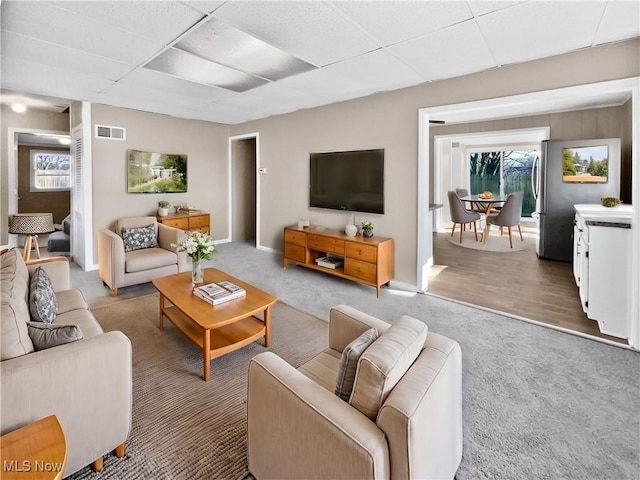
[573,205,632,339]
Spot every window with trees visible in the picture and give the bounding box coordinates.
[30,150,71,192]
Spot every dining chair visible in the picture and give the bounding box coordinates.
[455,188,483,213]
[448,191,481,243]
[483,192,523,248]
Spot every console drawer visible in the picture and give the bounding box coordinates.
[345,258,377,283]
[308,235,345,255]
[189,215,209,228]
[285,243,306,263]
[345,242,377,263]
[285,229,306,247]
[162,218,189,229]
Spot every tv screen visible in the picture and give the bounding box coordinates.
[309,149,384,214]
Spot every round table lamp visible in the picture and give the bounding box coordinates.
[9,213,55,262]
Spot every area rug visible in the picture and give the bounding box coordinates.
[67,294,329,480]
[446,228,531,252]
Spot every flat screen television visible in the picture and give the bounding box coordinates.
[309,149,384,214]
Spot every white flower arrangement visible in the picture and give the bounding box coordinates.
[172,231,216,261]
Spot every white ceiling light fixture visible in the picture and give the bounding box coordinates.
[11,102,27,113]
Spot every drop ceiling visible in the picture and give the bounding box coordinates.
[1,0,638,125]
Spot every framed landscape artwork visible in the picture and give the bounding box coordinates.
[562,145,608,184]
[127,149,188,193]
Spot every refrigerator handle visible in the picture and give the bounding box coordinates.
[531,155,539,200]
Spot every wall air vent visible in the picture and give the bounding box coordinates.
[95,124,126,140]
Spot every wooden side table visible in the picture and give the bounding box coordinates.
[0,415,67,480]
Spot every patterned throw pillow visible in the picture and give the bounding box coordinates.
[335,327,378,402]
[122,224,158,252]
[29,266,58,323]
[27,322,83,351]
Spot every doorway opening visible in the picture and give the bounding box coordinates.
[229,133,259,247]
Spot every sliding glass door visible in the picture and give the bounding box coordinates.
[469,149,538,217]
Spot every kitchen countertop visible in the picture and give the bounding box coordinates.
[574,203,632,227]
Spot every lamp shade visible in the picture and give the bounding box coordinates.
[9,213,55,235]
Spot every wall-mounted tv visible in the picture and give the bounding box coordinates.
[309,149,384,214]
[561,145,609,183]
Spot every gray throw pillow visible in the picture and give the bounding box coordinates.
[335,327,378,402]
[27,322,83,351]
[121,224,158,252]
[29,266,58,323]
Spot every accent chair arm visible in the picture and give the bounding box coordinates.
[98,229,125,290]
[247,351,389,479]
[157,223,189,272]
[328,304,392,353]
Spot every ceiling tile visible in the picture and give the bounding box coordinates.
[1,30,133,81]
[594,0,640,45]
[323,49,424,94]
[213,1,379,66]
[1,1,164,65]
[174,18,316,81]
[98,81,213,110]
[182,1,226,15]
[116,68,236,102]
[477,1,607,66]
[387,21,496,81]
[467,1,525,17]
[144,47,268,92]
[49,1,205,44]
[1,56,114,100]
[331,0,473,46]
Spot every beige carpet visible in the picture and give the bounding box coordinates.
[68,294,329,480]
[445,228,530,252]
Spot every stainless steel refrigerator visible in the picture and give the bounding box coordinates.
[533,138,620,262]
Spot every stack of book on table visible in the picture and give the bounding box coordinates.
[193,280,246,306]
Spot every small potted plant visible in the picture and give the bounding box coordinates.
[360,220,374,237]
[158,200,171,217]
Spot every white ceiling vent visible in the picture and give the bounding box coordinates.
[95,124,126,140]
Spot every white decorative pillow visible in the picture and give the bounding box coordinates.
[27,322,83,351]
[349,316,428,421]
[335,327,378,402]
[29,267,58,323]
[122,224,158,252]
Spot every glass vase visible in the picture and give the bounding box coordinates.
[191,258,204,285]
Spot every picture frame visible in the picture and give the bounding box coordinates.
[127,149,187,193]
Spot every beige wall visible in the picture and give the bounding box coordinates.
[18,144,70,223]
[230,38,639,287]
[1,105,70,244]
[90,104,230,261]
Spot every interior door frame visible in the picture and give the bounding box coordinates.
[6,127,71,248]
[418,76,639,349]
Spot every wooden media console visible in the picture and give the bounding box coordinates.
[283,226,394,297]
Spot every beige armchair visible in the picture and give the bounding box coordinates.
[247,305,463,480]
[98,216,189,297]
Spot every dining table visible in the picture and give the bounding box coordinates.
[458,194,507,216]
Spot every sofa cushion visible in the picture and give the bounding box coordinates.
[122,224,158,252]
[1,297,35,360]
[53,308,104,339]
[1,248,30,292]
[29,267,58,323]
[349,316,428,421]
[335,327,378,402]
[55,289,88,315]
[297,349,341,392]
[125,247,177,273]
[27,322,83,351]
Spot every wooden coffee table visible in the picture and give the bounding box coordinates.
[0,415,67,479]
[152,268,277,381]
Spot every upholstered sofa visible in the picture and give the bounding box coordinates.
[247,305,463,480]
[0,249,132,477]
[98,215,189,297]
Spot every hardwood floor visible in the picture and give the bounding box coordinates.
[428,229,626,345]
